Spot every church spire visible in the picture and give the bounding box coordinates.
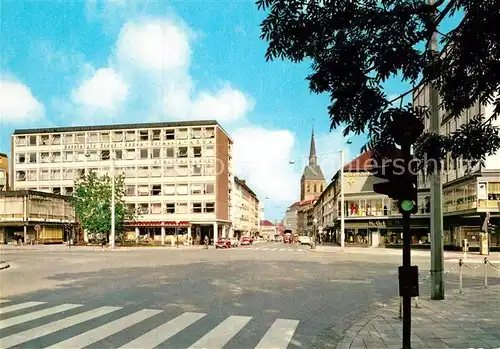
[309,127,317,166]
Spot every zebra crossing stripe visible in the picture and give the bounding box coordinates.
[1,303,83,329]
[0,306,121,348]
[255,319,300,349]
[0,301,45,315]
[262,248,269,250]
[187,315,252,349]
[45,309,162,349]
[0,300,11,304]
[118,312,206,348]
[279,248,285,251]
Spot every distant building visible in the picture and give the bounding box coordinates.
[0,190,77,244]
[284,201,300,234]
[260,220,276,240]
[0,153,8,191]
[300,129,326,201]
[232,176,260,238]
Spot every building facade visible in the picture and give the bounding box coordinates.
[283,201,299,234]
[0,153,8,191]
[0,190,77,244]
[413,86,500,248]
[260,220,277,240]
[232,176,260,238]
[314,151,431,247]
[11,120,233,244]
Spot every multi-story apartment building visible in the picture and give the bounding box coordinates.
[283,201,299,234]
[11,120,233,244]
[413,86,500,248]
[314,151,431,247]
[0,153,8,191]
[232,176,260,238]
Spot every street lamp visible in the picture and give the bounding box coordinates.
[312,217,318,249]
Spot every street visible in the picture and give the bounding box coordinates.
[0,243,498,349]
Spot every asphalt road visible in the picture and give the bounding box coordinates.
[0,242,498,349]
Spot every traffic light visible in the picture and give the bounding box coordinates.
[371,155,418,214]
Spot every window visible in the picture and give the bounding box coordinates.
[151,203,162,214]
[138,185,149,196]
[140,149,148,159]
[205,183,215,194]
[40,135,50,145]
[51,170,61,180]
[164,166,176,177]
[178,147,188,158]
[205,145,214,157]
[177,165,188,176]
[27,170,37,181]
[127,204,136,213]
[28,153,37,163]
[126,185,136,196]
[191,184,203,195]
[64,152,73,162]
[113,131,123,142]
[40,170,49,180]
[192,202,202,213]
[191,164,202,176]
[204,202,215,213]
[139,130,149,141]
[16,171,26,181]
[138,166,149,177]
[165,148,175,158]
[152,130,161,141]
[138,204,149,214]
[193,146,202,157]
[52,187,61,194]
[152,148,161,159]
[204,127,215,138]
[51,152,61,163]
[164,184,175,195]
[16,154,26,164]
[126,131,135,141]
[76,133,85,143]
[205,164,215,175]
[177,203,188,214]
[115,150,123,160]
[177,128,188,139]
[165,129,175,140]
[176,184,188,195]
[151,185,162,196]
[151,166,161,177]
[88,133,99,143]
[124,166,136,177]
[101,150,110,161]
[65,187,73,195]
[29,136,37,146]
[165,203,175,214]
[101,132,110,143]
[40,152,50,163]
[192,128,202,138]
[52,135,61,145]
[16,136,26,146]
[126,149,136,160]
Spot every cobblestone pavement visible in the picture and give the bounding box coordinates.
[335,285,500,349]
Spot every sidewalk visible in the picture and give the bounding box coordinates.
[0,244,206,252]
[335,285,500,349]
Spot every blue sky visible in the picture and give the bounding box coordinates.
[0,0,460,221]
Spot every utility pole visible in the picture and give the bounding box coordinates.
[110,156,115,249]
[340,149,345,250]
[428,0,444,300]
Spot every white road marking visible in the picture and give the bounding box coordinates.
[0,300,11,304]
[187,315,251,349]
[45,309,162,349]
[119,312,206,348]
[255,318,299,349]
[0,301,45,315]
[1,303,83,329]
[0,306,121,348]
[279,248,285,251]
[261,248,269,250]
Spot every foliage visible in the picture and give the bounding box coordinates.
[72,171,137,242]
[257,0,500,172]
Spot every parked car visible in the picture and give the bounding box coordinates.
[240,237,253,246]
[283,233,293,243]
[215,238,231,248]
[298,235,311,245]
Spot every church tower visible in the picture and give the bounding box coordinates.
[300,128,326,201]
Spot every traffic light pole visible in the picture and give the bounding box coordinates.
[401,144,412,349]
[428,0,445,300]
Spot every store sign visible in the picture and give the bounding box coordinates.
[368,220,385,227]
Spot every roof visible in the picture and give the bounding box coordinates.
[302,164,325,180]
[234,176,258,199]
[343,150,374,172]
[260,220,275,227]
[0,190,72,201]
[13,120,232,142]
[0,152,7,158]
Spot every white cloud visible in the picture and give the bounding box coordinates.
[113,17,253,123]
[232,126,300,203]
[71,67,129,113]
[116,19,191,73]
[0,78,45,123]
